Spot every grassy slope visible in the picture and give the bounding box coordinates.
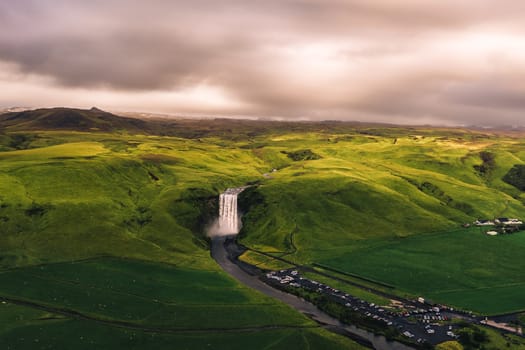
[238,132,525,313]
[0,133,264,268]
[0,131,363,349]
[243,133,524,244]
[3,121,525,345]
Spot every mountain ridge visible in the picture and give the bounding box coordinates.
[0,107,151,133]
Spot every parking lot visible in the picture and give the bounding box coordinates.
[264,269,462,346]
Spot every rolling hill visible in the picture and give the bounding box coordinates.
[0,114,365,349]
[2,108,525,348]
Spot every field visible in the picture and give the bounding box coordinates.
[299,271,389,306]
[0,304,352,350]
[238,250,295,270]
[0,258,312,328]
[3,109,525,348]
[321,228,525,314]
[0,258,359,349]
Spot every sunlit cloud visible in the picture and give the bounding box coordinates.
[1,1,525,125]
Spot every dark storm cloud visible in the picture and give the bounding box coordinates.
[2,0,525,125]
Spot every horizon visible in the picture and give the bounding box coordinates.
[4,105,525,131]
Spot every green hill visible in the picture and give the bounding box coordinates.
[0,119,366,349]
[237,132,525,314]
[2,110,525,347]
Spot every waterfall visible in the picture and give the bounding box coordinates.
[218,187,245,235]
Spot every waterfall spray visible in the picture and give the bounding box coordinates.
[210,187,246,236]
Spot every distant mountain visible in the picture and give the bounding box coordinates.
[3,106,523,140]
[0,107,33,114]
[0,107,152,133]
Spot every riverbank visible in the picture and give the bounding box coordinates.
[211,236,415,350]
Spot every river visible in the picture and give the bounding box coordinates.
[211,236,414,350]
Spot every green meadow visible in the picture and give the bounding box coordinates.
[321,228,525,315]
[0,258,360,349]
[2,110,525,348]
[0,303,353,350]
[0,258,311,329]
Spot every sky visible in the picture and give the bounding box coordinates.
[2,0,525,125]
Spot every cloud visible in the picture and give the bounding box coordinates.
[1,0,525,125]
